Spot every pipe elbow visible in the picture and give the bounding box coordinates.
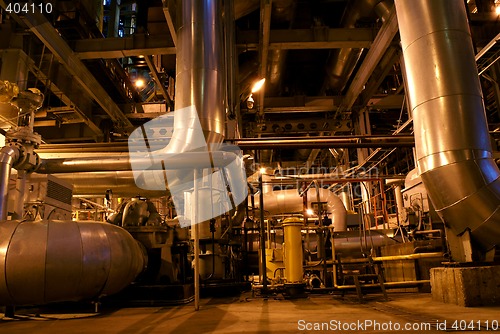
[0,146,20,166]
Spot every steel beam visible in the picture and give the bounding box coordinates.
[259,96,341,113]
[23,52,103,138]
[16,9,132,130]
[238,28,374,50]
[74,34,176,59]
[343,7,399,109]
[73,28,374,60]
[258,0,272,119]
[162,0,177,47]
[144,55,174,109]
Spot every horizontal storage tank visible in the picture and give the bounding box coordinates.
[0,219,146,306]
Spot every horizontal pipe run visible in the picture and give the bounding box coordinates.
[34,131,500,154]
[234,135,414,149]
[37,151,241,173]
[306,252,444,266]
[252,280,430,291]
[372,252,444,262]
[248,175,406,185]
[309,280,431,291]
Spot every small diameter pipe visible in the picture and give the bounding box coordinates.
[259,171,268,292]
[306,252,444,266]
[193,169,200,311]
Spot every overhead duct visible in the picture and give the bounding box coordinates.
[127,0,228,197]
[0,220,146,306]
[324,0,381,94]
[267,0,295,97]
[253,188,347,231]
[395,0,500,254]
[175,0,225,146]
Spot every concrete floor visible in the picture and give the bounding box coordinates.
[0,292,499,333]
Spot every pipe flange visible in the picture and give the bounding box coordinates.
[6,127,42,148]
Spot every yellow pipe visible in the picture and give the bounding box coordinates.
[283,218,303,283]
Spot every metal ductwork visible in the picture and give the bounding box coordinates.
[266,0,295,97]
[395,0,500,253]
[254,188,347,231]
[324,0,381,93]
[175,0,225,147]
[0,220,146,306]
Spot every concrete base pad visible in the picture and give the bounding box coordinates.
[431,266,500,306]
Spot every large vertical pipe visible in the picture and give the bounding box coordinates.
[395,0,500,252]
[259,170,268,291]
[175,0,225,147]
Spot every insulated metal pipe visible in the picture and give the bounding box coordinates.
[37,151,241,173]
[0,220,146,306]
[254,188,347,231]
[324,0,381,93]
[234,135,414,149]
[0,146,19,220]
[395,0,500,252]
[283,219,304,283]
[176,0,225,146]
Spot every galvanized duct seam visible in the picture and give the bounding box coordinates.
[395,0,500,252]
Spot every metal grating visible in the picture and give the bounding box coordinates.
[46,179,73,206]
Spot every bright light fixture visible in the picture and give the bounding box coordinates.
[306,208,314,216]
[496,5,500,15]
[259,167,266,174]
[135,79,145,88]
[251,78,266,93]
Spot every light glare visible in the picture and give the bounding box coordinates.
[135,79,145,88]
[251,78,266,93]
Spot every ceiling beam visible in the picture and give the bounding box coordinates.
[162,0,177,47]
[73,28,375,60]
[258,0,272,119]
[74,34,176,59]
[16,10,133,131]
[238,28,375,50]
[343,7,399,110]
[144,55,174,109]
[361,46,400,107]
[24,53,103,138]
[257,96,340,113]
